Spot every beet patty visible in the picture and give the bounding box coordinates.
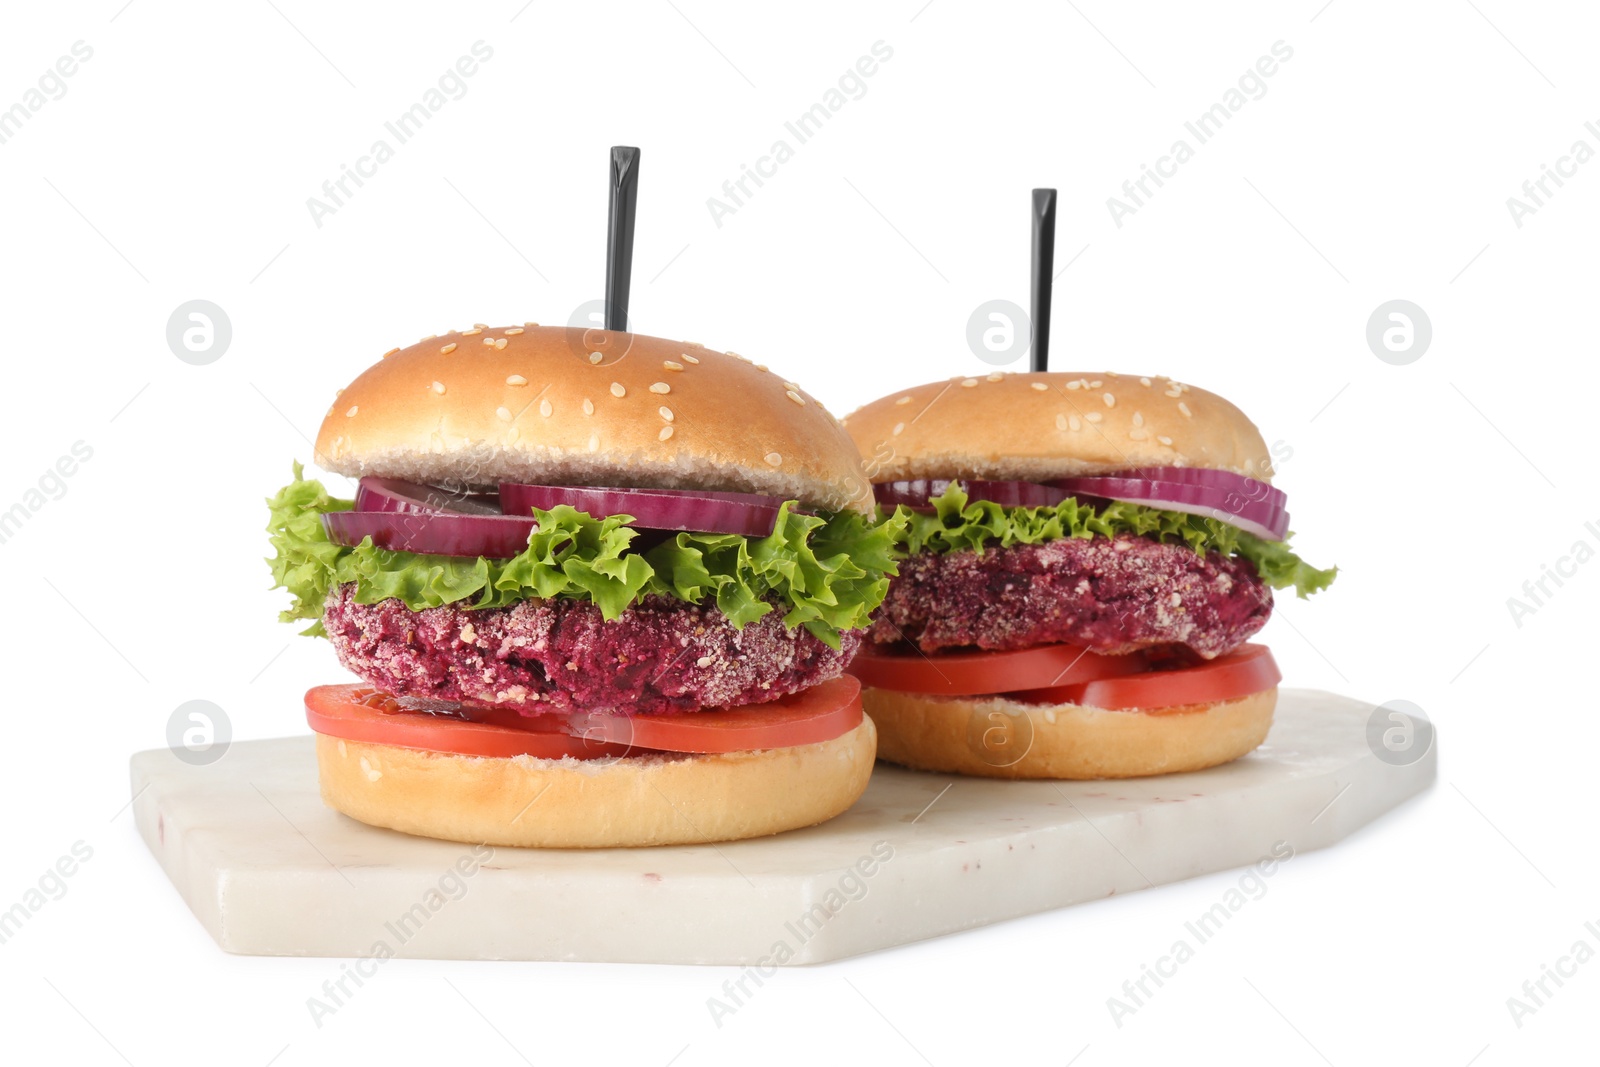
[324,584,861,714]
[867,534,1271,658]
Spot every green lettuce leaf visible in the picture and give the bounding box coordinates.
[265,464,902,648]
[888,482,1336,599]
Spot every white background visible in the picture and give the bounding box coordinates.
[0,1,1592,1063]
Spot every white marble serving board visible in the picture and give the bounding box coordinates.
[129,688,1433,965]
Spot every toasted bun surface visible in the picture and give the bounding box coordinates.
[316,326,872,515]
[843,371,1272,483]
[314,717,877,847]
[862,687,1274,779]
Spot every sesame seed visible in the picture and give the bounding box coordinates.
[961,378,979,388]
[382,347,400,359]
[659,406,674,421]
[582,399,594,415]
[473,322,488,329]
[695,656,713,668]
[1055,414,1067,431]
[1166,387,1182,398]
[496,406,513,422]
[649,382,671,394]
[345,405,358,417]
[506,374,527,386]
[755,364,769,372]
[726,351,746,361]
[494,338,508,350]
[539,399,553,418]
[659,426,674,441]
[1132,411,1144,427]
[462,328,482,336]
[786,390,805,405]
[764,452,783,467]
[524,321,539,327]
[1085,411,1102,423]
[783,381,800,392]
[1140,377,1151,386]
[664,360,684,372]
[505,327,524,335]
[1031,382,1048,391]
[1178,402,1193,418]
[440,342,458,354]
[1065,380,1081,390]
[610,382,626,398]
[1129,428,1149,440]
[895,395,913,405]
[681,353,700,364]
[431,381,446,395]
[1158,435,1173,446]
[987,372,1004,382]
[1069,415,1082,431]
[589,352,603,364]
[892,422,905,436]
[482,336,496,346]
[1103,393,1116,407]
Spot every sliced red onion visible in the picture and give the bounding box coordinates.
[499,483,789,537]
[1094,467,1287,512]
[872,478,1071,511]
[323,509,536,559]
[1051,476,1288,541]
[356,477,502,516]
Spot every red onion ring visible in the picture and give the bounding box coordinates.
[323,509,537,559]
[499,482,790,538]
[1089,467,1287,512]
[1051,476,1288,541]
[356,477,502,516]
[874,468,1290,541]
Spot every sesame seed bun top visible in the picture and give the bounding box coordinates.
[315,325,873,515]
[841,371,1273,483]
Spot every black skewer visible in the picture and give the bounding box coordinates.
[1030,187,1056,373]
[605,146,641,332]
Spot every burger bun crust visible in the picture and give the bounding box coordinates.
[844,371,1273,483]
[315,326,872,515]
[862,686,1275,779]
[314,717,877,847]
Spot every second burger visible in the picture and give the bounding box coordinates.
[842,370,1336,780]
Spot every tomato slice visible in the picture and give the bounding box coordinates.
[305,686,632,760]
[1010,644,1281,711]
[567,676,863,754]
[304,677,864,759]
[847,641,1147,696]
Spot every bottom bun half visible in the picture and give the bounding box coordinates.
[863,687,1275,780]
[314,716,877,848]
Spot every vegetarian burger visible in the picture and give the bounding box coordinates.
[842,371,1335,779]
[267,325,899,846]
